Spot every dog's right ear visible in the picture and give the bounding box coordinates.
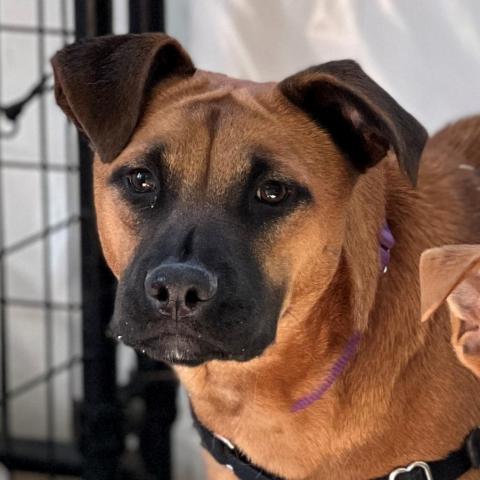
[51,33,195,162]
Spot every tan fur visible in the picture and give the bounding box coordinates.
[91,68,480,479]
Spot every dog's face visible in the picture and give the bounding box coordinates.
[91,72,352,365]
[420,245,480,376]
[52,34,427,365]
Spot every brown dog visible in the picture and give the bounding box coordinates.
[51,34,480,479]
[421,245,480,377]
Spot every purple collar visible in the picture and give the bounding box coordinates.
[291,332,362,412]
[379,223,395,273]
[291,223,395,412]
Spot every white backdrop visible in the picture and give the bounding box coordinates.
[168,0,480,134]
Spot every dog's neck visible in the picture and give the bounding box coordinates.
[177,165,480,480]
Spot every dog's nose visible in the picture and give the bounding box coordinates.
[144,263,217,318]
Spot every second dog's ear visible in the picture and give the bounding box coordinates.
[420,245,480,323]
[51,33,195,162]
[279,61,428,186]
[420,245,480,376]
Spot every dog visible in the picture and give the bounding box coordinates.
[420,245,480,377]
[52,33,480,479]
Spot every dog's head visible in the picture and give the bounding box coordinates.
[52,34,427,366]
[420,245,480,376]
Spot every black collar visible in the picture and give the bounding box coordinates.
[192,412,480,480]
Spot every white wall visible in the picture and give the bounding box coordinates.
[167,0,480,133]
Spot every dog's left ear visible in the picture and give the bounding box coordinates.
[279,60,428,185]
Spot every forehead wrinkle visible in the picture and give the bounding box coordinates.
[180,87,236,109]
[184,85,277,125]
[230,87,280,122]
[179,95,249,200]
[154,99,233,201]
[203,107,221,190]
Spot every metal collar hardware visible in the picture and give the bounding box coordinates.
[389,461,433,480]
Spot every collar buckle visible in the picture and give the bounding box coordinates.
[214,433,235,451]
[389,461,433,480]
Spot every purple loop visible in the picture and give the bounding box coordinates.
[379,224,394,273]
[380,224,395,250]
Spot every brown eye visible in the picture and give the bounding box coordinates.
[256,180,289,204]
[127,169,156,193]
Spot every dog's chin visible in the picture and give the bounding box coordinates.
[124,333,262,366]
[138,335,224,366]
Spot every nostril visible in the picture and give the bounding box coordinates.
[156,285,169,303]
[145,264,217,316]
[185,288,200,309]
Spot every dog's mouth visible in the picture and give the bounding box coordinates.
[109,322,234,366]
[136,334,229,365]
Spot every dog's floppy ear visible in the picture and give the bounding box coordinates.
[51,33,195,162]
[279,60,428,185]
[420,245,480,376]
[420,245,480,323]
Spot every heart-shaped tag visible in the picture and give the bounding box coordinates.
[389,461,433,480]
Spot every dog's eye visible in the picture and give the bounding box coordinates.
[126,169,157,194]
[256,181,289,204]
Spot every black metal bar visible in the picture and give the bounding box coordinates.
[0,356,82,407]
[74,2,123,479]
[0,24,74,36]
[0,160,79,171]
[0,216,79,257]
[0,75,52,123]
[136,355,177,479]
[76,0,112,38]
[1,298,81,311]
[129,0,165,33]
[0,438,82,475]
